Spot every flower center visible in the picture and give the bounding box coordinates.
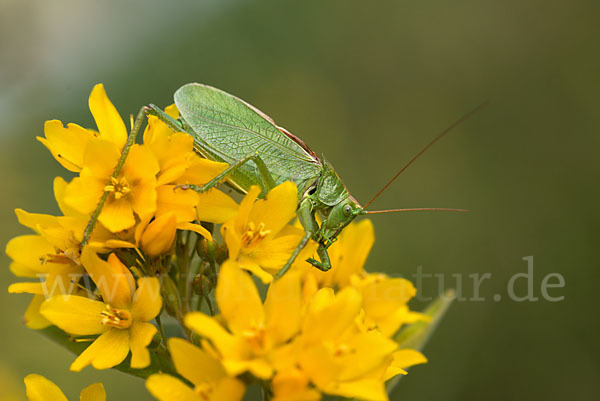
[327,340,357,358]
[104,176,131,200]
[240,222,271,249]
[100,304,132,329]
[194,383,215,401]
[242,326,268,354]
[40,243,81,266]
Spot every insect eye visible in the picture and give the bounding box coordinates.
[343,204,352,216]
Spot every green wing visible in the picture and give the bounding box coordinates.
[174,83,322,192]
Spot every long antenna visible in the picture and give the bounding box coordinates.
[364,207,468,214]
[363,102,488,209]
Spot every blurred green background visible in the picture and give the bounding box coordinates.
[1,0,598,400]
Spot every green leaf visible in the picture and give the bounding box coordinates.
[395,289,456,350]
[386,289,456,395]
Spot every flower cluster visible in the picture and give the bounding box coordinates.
[7,85,436,401]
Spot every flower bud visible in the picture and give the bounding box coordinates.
[160,275,180,317]
[141,213,177,257]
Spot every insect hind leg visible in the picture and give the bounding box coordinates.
[144,104,184,132]
[181,153,276,194]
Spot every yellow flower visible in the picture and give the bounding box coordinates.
[282,286,425,401]
[271,369,321,401]
[63,140,159,232]
[185,260,303,380]
[298,219,427,337]
[352,273,426,337]
[146,338,245,401]
[24,374,105,401]
[38,84,126,172]
[42,84,159,233]
[7,178,134,328]
[40,248,161,371]
[221,182,303,283]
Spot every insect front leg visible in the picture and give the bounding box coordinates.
[180,153,276,195]
[81,107,146,246]
[275,198,316,279]
[306,245,332,272]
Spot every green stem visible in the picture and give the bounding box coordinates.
[81,107,146,246]
[155,314,168,348]
[174,231,194,340]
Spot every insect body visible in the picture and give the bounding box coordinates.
[146,83,362,277]
[146,83,479,278]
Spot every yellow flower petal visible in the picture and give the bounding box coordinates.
[143,103,179,145]
[40,295,107,336]
[24,374,68,401]
[9,261,38,277]
[89,84,127,150]
[248,181,297,237]
[196,188,239,224]
[168,337,226,386]
[250,234,302,272]
[211,377,246,401]
[80,383,106,401]
[14,208,58,233]
[271,369,321,401]
[298,344,339,389]
[221,358,272,379]
[361,278,416,319]
[184,313,247,359]
[63,176,105,215]
[54,176,81,217]
[81,249,134,309]
[41,216,84,251]
[221,221,241,261]
[324,378,387,401]
[81,139,121,180]
[8,282,44,295]
[99,197,136,233]
[302,287,363,344]
[264,271,302,344]
[233,186,261,233]
[129,321,157,369]
[92,239,136,249]
[216,260,264,335]
[38,120,96,172]
[146,374,199,401]
[46,267,83,297]
[337,331,398,382]
[177,222,213,241]
[140,213,177,257]
[329,219,374,287]
[6,235,58,274]
[177,157,229,186]
[236,257,274,284]
[156,185,198,223]
[70,329,130,371]
[145,130,192,186]
[131,277,162,322]
[24,295,52,330]
[382,349,427,381]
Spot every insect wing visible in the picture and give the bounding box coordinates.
[174,83,322,185]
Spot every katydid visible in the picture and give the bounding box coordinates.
[145,83,483,278]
